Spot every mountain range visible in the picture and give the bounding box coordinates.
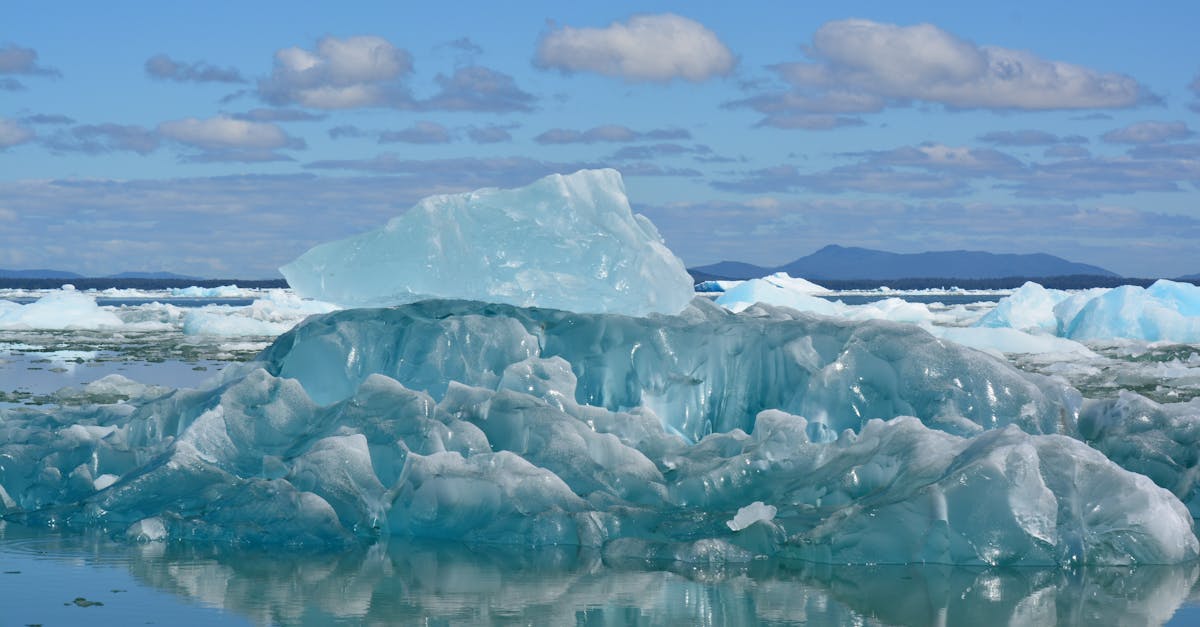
[0,269,200,280]
[691,245,1121,281]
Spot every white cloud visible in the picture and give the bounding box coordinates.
[535,13,735,82]
[0,118,34,148]
[803,19,1146,109]
[1101,121,1193,144]
[259,35,413,109]
[731,19,1149,126]
[158,116,296,151]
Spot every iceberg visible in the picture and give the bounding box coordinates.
[280,169,694,317]
[977,280,1200,343]
[0,287,123,330]
[259,299,1078,439]
[0,301,1192,565]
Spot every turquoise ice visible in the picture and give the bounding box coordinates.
[280,169,694,317]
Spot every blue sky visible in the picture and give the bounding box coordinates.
[2,1,1198,278]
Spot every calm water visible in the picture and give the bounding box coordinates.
[1,523,1198,626]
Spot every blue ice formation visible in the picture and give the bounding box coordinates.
[1080,392,1200,517]
[977,280,1200,342]
[2,299,1195,565]
[280,169,694,317]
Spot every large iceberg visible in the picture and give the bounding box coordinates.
[2,299,1194,565]
[280,169,694,317]
[977,280,1200,343]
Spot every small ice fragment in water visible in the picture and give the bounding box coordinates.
[727,501,777,531]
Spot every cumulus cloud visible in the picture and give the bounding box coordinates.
[257,36,534,112]
[534,13,735,82]
[0,118,35,149]
[158,115,304,162]
[1101,121,1193,144]
[421,66,535,112]
[379,121,452,144]
[259,35,414,109]
[145,54,246,83]
[43,124,160,155]
[729,19,1150,128]
[534,124,690,144]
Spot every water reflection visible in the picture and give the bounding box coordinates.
[1,523,1197,626]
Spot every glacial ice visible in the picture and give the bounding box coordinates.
[0,287,123,330]
[978,280,1200,343]
[258,299,1079,439]
[280,169,695,317]
[4,298,1196,565]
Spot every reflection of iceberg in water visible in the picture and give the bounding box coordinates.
[3,524,1195,626]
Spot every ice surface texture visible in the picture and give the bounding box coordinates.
[978,280,1200,342]
[3,299,1194,565]
[258,299,1079,440]
[280,169,694,317]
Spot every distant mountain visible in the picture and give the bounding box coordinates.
[105,271,200,280]
[690,245,1119,281]
[687,261,770,281]
[0,268,83,279]
[0,268,204,280]
[1178,274,1200,282]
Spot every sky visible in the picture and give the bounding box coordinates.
[1,1,1199,279]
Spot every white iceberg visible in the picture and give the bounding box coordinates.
[976,280,1200,343]
[0,287,123,330]
[280,169,694,317]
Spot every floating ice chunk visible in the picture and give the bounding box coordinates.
[281,169,694,317]
[727,501,777,531]
[978,280,1200,343]
[716,279,841,315]
[1066,281,1200,342]
[0,287,123,330]
[976,282,1068,333]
